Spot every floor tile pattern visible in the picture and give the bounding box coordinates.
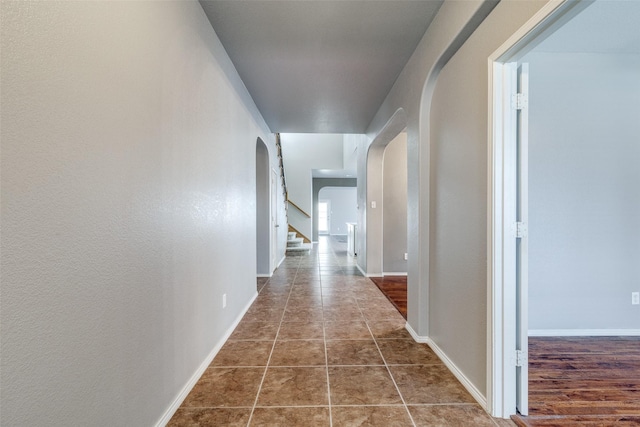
[169,237,513,426]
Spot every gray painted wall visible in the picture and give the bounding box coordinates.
[312,178,358,241]
[426,0,547,399]
[318,187,358,236]
[383,133,408,273]
[526,51,640,331]
[0,2,285,425]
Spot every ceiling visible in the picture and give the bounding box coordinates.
[199,0,443,134]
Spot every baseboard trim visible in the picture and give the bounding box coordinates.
[405,323,488,410]
[356,263,377,278]
[382,272,408,277]
[277,255,286,269]
[257,273,272,278]
[155,292,257,427]
[529,329,640,337]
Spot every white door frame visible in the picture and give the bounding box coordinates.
[486,0,593,418]
[318,199,330,235]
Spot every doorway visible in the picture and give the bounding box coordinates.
[256,138,271,276]
[318,200,330,235]
[489,0,640,419]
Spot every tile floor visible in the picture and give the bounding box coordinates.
[169,236,515,426]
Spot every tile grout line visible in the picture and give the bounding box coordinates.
[245,257,299,426]
[318,248,334,427]
[359,295,418,427]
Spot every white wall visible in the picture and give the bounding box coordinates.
[318,187,357,235]
[280,133,343,239]
[526,52,640,331]
[0,2,284,426]
[383,133,408,274]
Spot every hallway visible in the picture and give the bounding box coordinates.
[169,237,513,426]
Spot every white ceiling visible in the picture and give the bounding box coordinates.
[534,0,640,54]
[199,0,443,133]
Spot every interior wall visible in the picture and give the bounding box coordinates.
[318,187,358,236]
[364,0,500,338]
[526,51,640,332]
[280,133,344,239]
[0,2,282,426]
[426,0,547,401]
[383,132,408,274]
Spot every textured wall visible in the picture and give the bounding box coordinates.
[429,0,547,398]
[383,133,408,274]
[0,2,280,425]
[527,52,640,331]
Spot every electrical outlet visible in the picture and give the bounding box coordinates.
[371,201,377,209]
[403,253,408,261]
[632,292,639,305]
[223,294,227,309]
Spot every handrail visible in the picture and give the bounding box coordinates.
[287,199,311,218]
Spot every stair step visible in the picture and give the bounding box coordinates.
[286,243,312,253]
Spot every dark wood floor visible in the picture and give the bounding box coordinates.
[512,336,640,427]
[369,276,407,319]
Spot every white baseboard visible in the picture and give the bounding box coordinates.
[405,323,487,410]
[257,273,272,278]
[155,292,258,427]
[383,272,408,277]
[356,264,367,277]
[529,329,640,337]
[277,255,286,268]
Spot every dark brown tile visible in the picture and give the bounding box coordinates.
[368,319,413,340]
[277,321,325,340]
[409,404,496,426]
[324,320,372,340]
[331,406,413,427]
[328,366,402,405]
[389,365,475,404]
[243,307,285,322]
[282,306,324,322]
[269,340,326,366]
[168,408,251,426]
[250,407,330,426]
[326,339,384,365]
[257,367,328,406]
[377,339,441,365]
[229,321,279,341]
[323,306,363,321]
[181,368,264,407]
[211,341,273,367]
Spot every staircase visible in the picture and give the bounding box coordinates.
[287,231,311,253]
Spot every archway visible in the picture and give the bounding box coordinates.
[255,138,271,276]
[364,108,407,276]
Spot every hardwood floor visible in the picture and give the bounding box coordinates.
[369,276,407,319]
[512,336,640,427]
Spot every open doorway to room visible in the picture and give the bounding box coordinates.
[489,0,640,422]
[367,130,408,318]
[318,200,330,235]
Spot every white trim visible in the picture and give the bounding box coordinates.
[155,292,258,427]
[382,272,408,277]
[405,324,487,410]
[529,329,640,337]
[257,273,272,278]
[277,255,286,268]
[357,263,375,278]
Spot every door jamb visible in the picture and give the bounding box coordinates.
[486,0,593,418]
